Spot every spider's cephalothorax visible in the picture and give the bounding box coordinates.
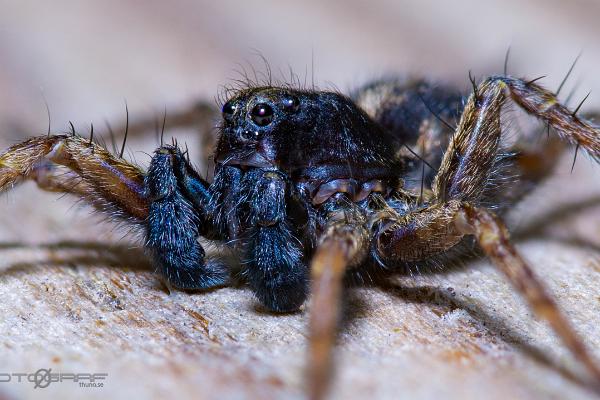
[1,73,600,400]
[215,87,401,177]
[209,87,406,312]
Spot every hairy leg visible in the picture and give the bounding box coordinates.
[455,204,600,379]
[0,134,148,223]
[145,145,228,290]
[307,201,369,400]
[376,75,600,385]
[434,75,600,202]
[30,161,125,216]
[0,134,228,289]
[354,77,586,205]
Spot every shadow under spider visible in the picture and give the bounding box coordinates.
[0,195,597,384]
[0,240,153,276]
[370,280,598,393]
[340,196,600,391]
[0,239,240,296]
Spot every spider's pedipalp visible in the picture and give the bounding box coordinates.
[243,169,308,312]
[0,134,148,223]
[145,144,228,290]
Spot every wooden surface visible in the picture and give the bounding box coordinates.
[1,1,600,399]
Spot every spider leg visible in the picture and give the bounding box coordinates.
[307,201,370,400]
[376,75,600,384]
[499,77,600,157]
[354,77,590,205]
[434,75,600,202]
[30,161,128,215]
[455,204,600,380]
[145,144,228,290]
[0,135,228,289]
[376,199,600,384]
[0,134,147,222]
[29,161,90,194]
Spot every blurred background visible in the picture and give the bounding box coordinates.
[1,1,600,400]
[2,0,600,152]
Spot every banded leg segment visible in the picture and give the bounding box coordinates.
[376,75,600,385]
[505,77,600,157]
[434,76,600,202]
[0,135,148,222]
[307,206,369,400]
[145,145,227,290]
[376,200,600,384]
[455,204,600,380]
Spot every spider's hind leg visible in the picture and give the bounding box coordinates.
[145,145,228,290]
[455,204,600,380]
[375,73,600,384]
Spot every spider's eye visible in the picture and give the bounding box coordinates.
[282,95,300,113]
[250,103,274,127]
[222,101,237,122]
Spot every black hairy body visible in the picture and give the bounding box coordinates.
[1,72,600,400]
[147,80,464,312]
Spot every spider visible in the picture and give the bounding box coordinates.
[0,65,599,400]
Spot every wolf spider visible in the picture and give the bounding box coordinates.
[1,65,600,399]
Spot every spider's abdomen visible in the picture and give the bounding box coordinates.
[353,78,464,192]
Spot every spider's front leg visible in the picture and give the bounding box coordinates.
[376,75,600,383]
[0,135,228,290]
[145,145,228,289]
[306,201,369,400]
[0,135,148,222]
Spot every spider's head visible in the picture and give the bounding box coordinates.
[215,86,399,178]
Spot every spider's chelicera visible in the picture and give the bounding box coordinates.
[1,73,600,399]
